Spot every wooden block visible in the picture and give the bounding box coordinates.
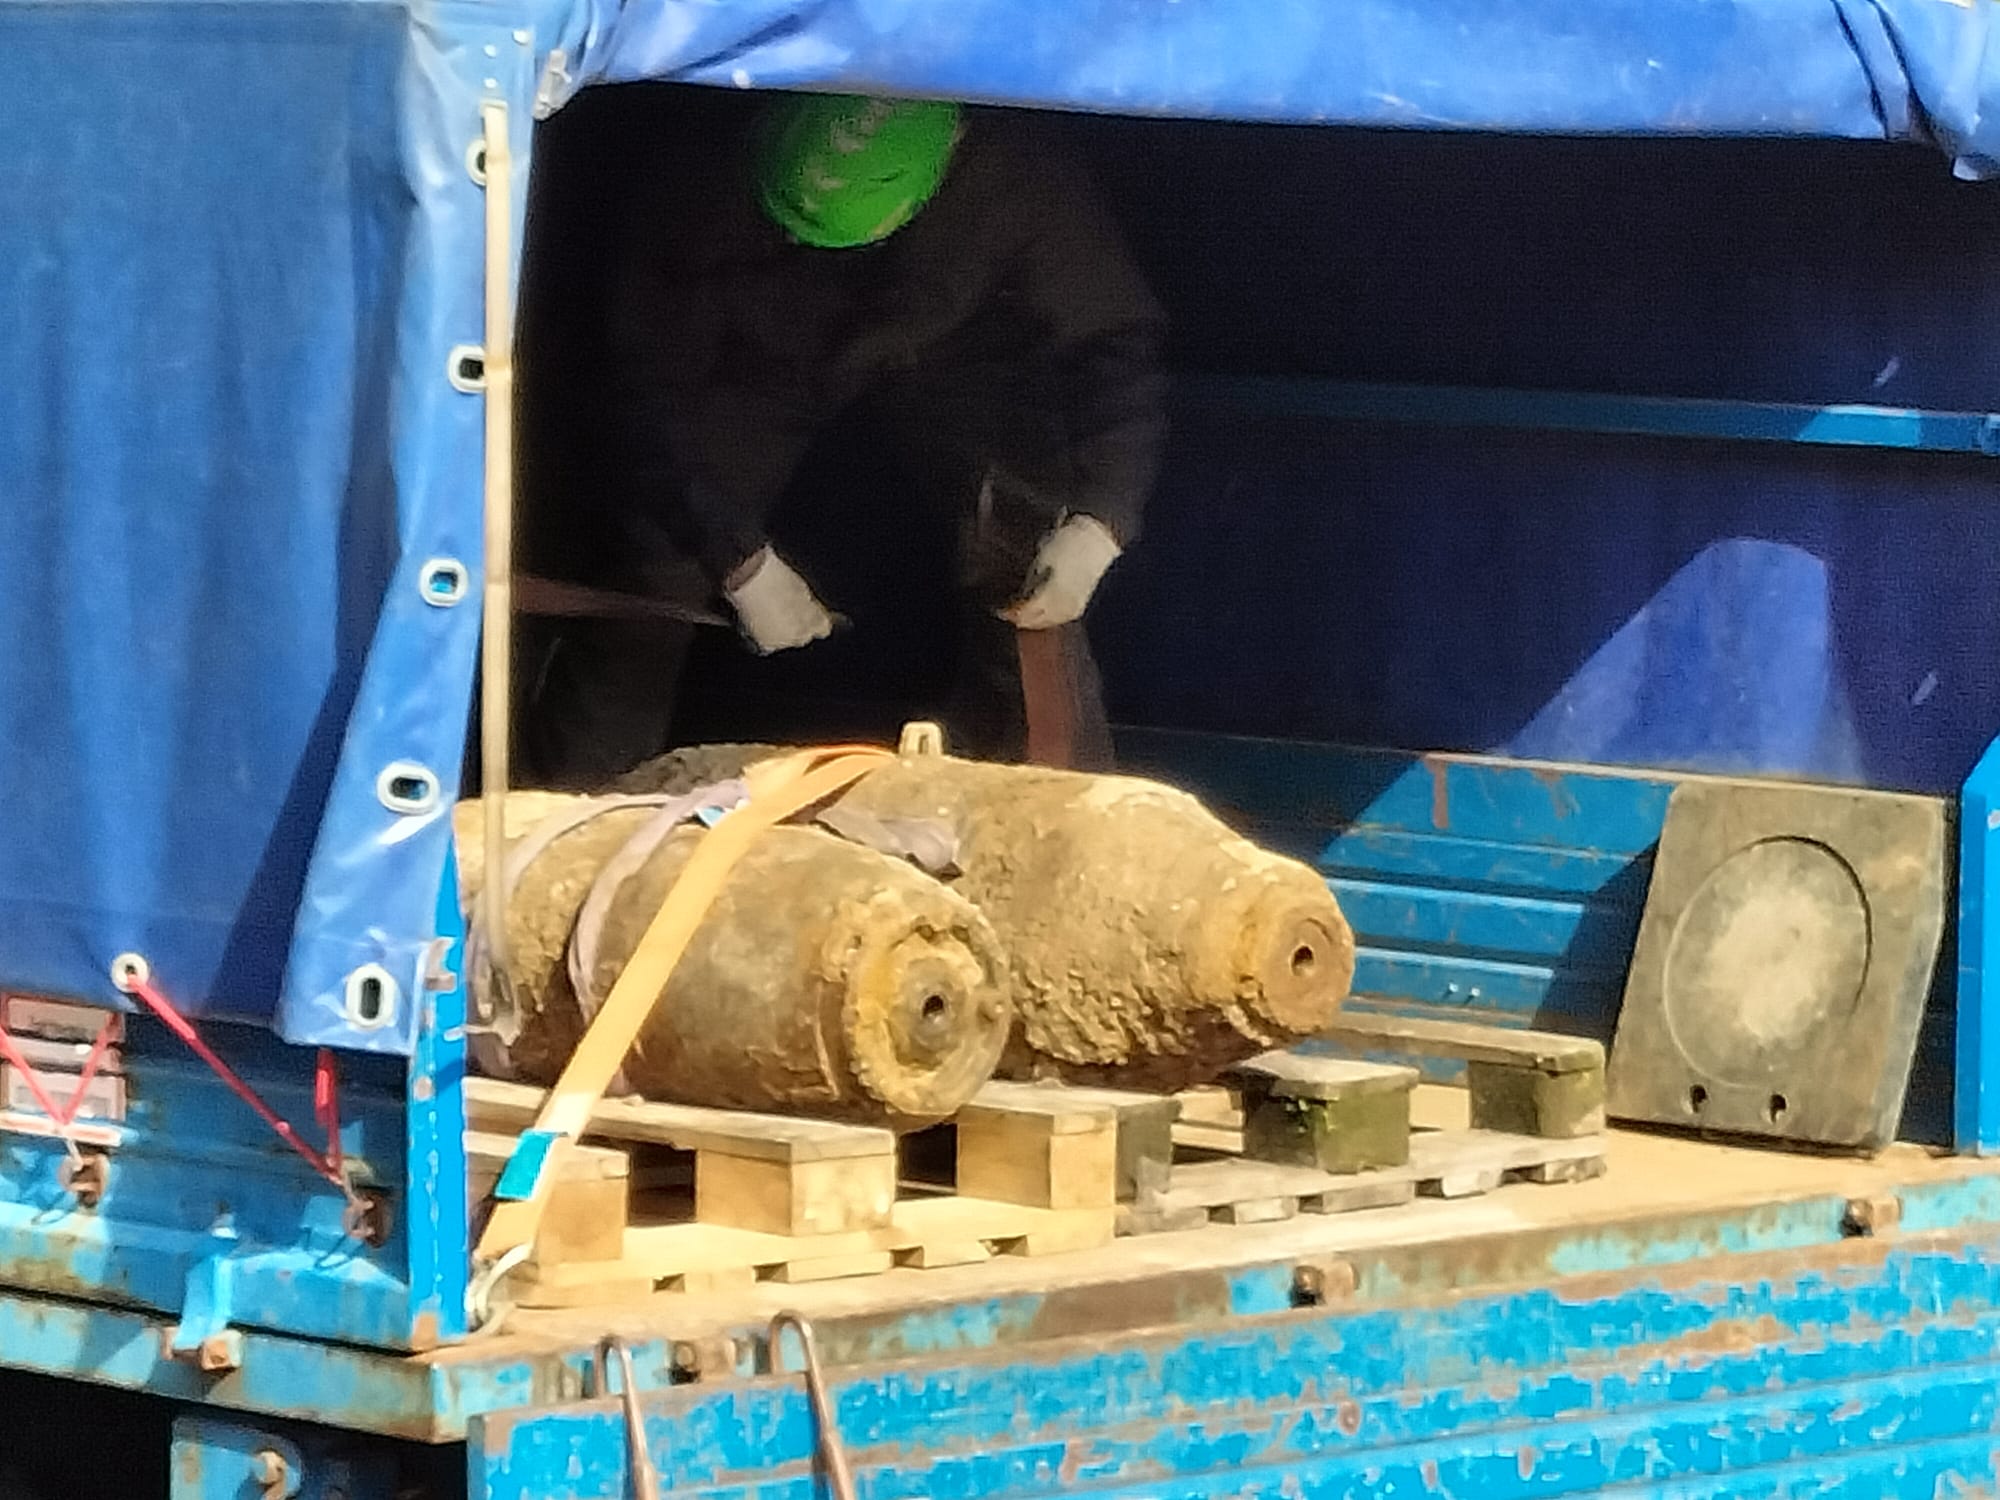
[1467,1060,1607,1139]
[1407,1128,1607,1199]
[1230,1051,1418,1100]
[896,1196,1115,1258]
[957,1083,1118,1209]
[464,1076,894,1163]
[1131,1157,1411,1232]
[1428,1162,1505,1199]
[1023,1084,1181,1200]
[766,1250,898,1284]
[466,1131,630,1264]
[465,1130,630,1189]
[536,1176,629,1264]
[1211,1196,1296,1226]
[1319,1014,1604,1074]
[673,1266,760,1297]
[1297,1174,1418,1215]
[511,1264,659,1309]
[1171,1120,1245,1156]
[1522,1155,1610,1185]
[695,1150,896,1237]
[1116,1199,1213,1235]
[895,1238,993,1270]
[1002,1207,1118,1257]
[1174,1086,1240,1129]
[1231,1055,1416,1173]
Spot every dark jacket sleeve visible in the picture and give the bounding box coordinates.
[602,253,819,585]
[1001,148,1169,546]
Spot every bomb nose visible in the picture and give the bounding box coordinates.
[1237,898,1355,1037]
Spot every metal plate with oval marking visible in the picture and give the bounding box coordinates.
[1608,778,1947,1149]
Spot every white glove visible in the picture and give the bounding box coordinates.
[1002,515,1122,630]
[725,547,834,654]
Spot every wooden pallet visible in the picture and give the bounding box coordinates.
[1123,1033,1608,1231]
[464,1077,1122,1308]
[463,1019,1608,1307]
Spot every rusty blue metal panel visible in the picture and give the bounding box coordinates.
[1115,729,1668,1065]
[1958,735,2000,1155]
[403,847,471,1346]
[466,1235,2000,1500]
[170,1414,397,1500]
[0,1018,430,1347]
[1117,728,1958,1143]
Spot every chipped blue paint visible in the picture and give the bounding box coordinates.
[404,849,471,1345]
[467,1238,2000,1500]
[1959,734,2000,1155]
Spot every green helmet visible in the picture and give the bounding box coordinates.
[754,94,962,249]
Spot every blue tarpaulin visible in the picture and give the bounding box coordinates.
[0,0,1993,1050]
[565,0,1999,176]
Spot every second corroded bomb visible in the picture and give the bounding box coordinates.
[454,795,1010,1128]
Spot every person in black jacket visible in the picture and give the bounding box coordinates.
[519,92,1166,784]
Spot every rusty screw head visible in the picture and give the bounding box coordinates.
[671,1335,738,1381]
[250,1447,293,1500]
[1843,1194,1902,1238]
[60,1152,110,1209]
[343,1189,393,1248]
[196,1331,244,1373]
[1292,1258,1358,1307]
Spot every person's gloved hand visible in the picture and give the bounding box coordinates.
[725,547,835,654]
[1002,515,1122,630]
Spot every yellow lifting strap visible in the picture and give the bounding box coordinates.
[473,745,894,1266]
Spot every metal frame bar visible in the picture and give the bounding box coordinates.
[1177,374,2000,457]
[1959,743,2000,1154]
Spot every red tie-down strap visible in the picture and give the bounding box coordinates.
[113,965,353,1201]
[0,1012,120,1151]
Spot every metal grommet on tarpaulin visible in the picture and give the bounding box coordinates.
[376,761,441,816]
[447,343,487,393]
[343,963,400,1031]
[419,557,469,607]
[110,951,150,992]
[108,959,369,1227]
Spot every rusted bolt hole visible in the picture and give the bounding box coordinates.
[1687,1084,1708,1113]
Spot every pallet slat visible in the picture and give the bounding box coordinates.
[468,1017,1606,1308]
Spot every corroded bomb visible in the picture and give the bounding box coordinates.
[615,746,1356,1092]
[453,796,1010,1127]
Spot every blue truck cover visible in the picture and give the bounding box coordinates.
[1,0,1995,1052]
[6,4,2000,1495]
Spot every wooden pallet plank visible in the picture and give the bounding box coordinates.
[464,1076,894,1163]
[467,1131,631,1265]
[694,1151,896,1238]
[957,1083,1118,1209]
[1320,1014,1603,1072]
[1406,1129,1607,1199]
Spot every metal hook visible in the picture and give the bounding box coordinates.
[770,1311,856,1500]
[596,1337,662,1499]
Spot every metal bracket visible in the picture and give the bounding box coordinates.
[595,1338,663,1499]
[166,1221,240,1370]
[770,1312,857,1500]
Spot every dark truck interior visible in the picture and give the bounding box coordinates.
[517,82,2000,798]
